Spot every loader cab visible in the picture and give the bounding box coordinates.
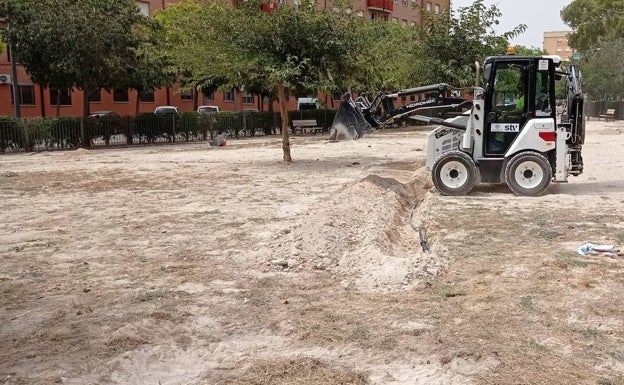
[482,56,556,156]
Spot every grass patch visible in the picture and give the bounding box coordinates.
[554,251,594,268]
[226,358,368,385]
[536,229,563,240]
[519,296,533,309]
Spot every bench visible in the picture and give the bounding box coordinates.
[292,119,323,135]
[598,108,616,121]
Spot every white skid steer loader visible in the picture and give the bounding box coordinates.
[331,49,584,196]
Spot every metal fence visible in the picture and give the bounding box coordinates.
[0,109,338,153]
[584,101,624,120]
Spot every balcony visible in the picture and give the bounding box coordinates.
[367,0,393,12]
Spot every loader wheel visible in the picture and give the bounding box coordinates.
[432,150,477,196]
[504,151,552,196]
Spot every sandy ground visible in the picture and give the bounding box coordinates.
[1,120,624,385]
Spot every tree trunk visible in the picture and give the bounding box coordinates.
[82,86,91,117]
[82,87,91,147]
[39,85,46,117]
[56,89,61,117]
[277,83,291,162]
[135,89,141,116]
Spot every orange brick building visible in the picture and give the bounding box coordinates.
[0,0,450,117]
[543,31,576,61]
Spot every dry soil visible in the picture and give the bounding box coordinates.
[1,120,624,385]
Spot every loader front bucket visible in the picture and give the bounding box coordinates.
[329,93,373,141]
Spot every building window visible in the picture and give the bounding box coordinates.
[370,13,376,20]
[180,89,194,101]
[434,4,440,13]
[88,89,101,102]
[11,85,35,105]
[345,7,352,14]
[242,92,254,104]
[410,95,416,101]
[402,0,407,6]
[556,47,563,52]
[139,90,155,102]
[224,88,235,102]
[113,89,129,102]
[136,1,149,16]
[392,17,398,22]
[50,88,72,105]
[410,0,416,8]
[426,2,432,11]
[394,0,398,4]
[410,21,415,27]
[357,10,363,17]
[203,89,215,101]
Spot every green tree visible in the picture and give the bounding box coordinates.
[411,0,525,87]
[577,39,624,100]
[155,0,364,161]
[238,1,363,160]
[330,17,418,93]
[129,22,177,115]
[0,0,154,117]
[514,46,548,56]
[152,0,236,110]
[561,0,624,52]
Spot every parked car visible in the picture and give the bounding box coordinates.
[89,111,122,119]
[197,105,220,114]
[297,97,319,110]
[154,106,180,115]
[88,111,123,142]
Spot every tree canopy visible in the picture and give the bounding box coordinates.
[575,39,624,100]
[561,0,624,52]
[410,0,526,87]
[155,0,366,161]
[152,0,521,160]
[0,0,167,116]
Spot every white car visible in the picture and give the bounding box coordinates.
[197,105,220,113]
[154,106,180,114]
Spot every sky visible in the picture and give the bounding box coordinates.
[451,0,573,49]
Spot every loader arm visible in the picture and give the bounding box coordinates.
[364,83,472,128]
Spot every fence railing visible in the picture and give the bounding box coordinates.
[0,109,338,153]
[584,101,624,120]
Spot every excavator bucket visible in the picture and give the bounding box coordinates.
[329,93,373,140]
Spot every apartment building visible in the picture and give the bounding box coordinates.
[543,31,576,61]
[0,0,449,117]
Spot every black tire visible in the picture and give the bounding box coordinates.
[504,151,552,196]
[431,150,477,196]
